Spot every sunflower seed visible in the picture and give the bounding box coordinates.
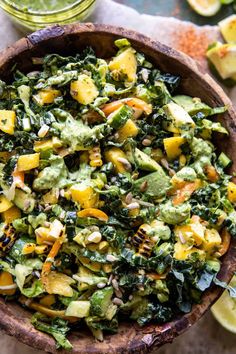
[97,282,106,289]
[126,202,140,210]
[111,278,119,291]
[117,157,132,172]
[106,254,118,262]
[142,138,152,146]
[125,192,133,204]
[112,297,123,306]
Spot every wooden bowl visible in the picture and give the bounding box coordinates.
[0,23,236,354]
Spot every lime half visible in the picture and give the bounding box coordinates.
[211,275,236,333]
[187,0,221,17]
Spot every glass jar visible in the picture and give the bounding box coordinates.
[0,0,97,33]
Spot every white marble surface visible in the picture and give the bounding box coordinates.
[0,1,235,353]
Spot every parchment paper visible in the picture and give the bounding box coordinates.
[0,1,235,353]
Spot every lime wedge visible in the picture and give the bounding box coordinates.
[187,0,221,17]
[219,15,236,43]
[211,275,236,333]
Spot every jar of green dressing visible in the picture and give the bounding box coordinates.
[0,0,97,32]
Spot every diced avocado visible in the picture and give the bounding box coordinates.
[175,167,197,182]
[65,300,90,318]
[129,148,162,172]
[134,170,170,198]
[163,102,195,133]
[160,201,191,225]
[107,105,133,129]
[173,95,212,116]
[130,297,149,320]
[14,189,35,213]
[219,15,236,43]
[75,266,107,291]
[90,287,113,317]
[106,304,118,320]
[207,42,236,80]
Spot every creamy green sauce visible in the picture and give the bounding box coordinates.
[13,0,77,12]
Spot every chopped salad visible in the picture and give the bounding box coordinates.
[0,38,235,349]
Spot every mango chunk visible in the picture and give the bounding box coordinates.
[174,242,205,261]
[70,74,99,105]
[203,228,222,252]
[42,189,59,205]
[117,119,139,142]
[164,137,185,160]
[104,147,129,173]
[34,88,61,106]
[17,153,40,172]
[175,220,205,247]
[0,195,13,213]
[70,184,99,209]
[0,110,15,135]
[228,181,236,203]
[1,206,21,223]
[109,47,137,83]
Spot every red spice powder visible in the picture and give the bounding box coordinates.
[174,25,211,60]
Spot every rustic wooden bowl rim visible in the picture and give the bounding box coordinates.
[0,23,236,354]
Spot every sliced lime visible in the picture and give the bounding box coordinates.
[187,0,221,17]
[211,275,236,333]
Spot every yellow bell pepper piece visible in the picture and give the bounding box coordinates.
[2,206,21,223]
[0,110,15,135]
[163,137,185,160]
[17,153,40,172]
[70,74,99,105]
[34,89,61,105]
[45,271,75,297]
[0,271,16,295]
[228,181,236,203]
[70,184,98,209]
[77,208,109,222]
[39,294,56,307]
[19,296,77,322]
[0,195,13,213]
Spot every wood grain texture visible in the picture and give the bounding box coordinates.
[0,23,236,354]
